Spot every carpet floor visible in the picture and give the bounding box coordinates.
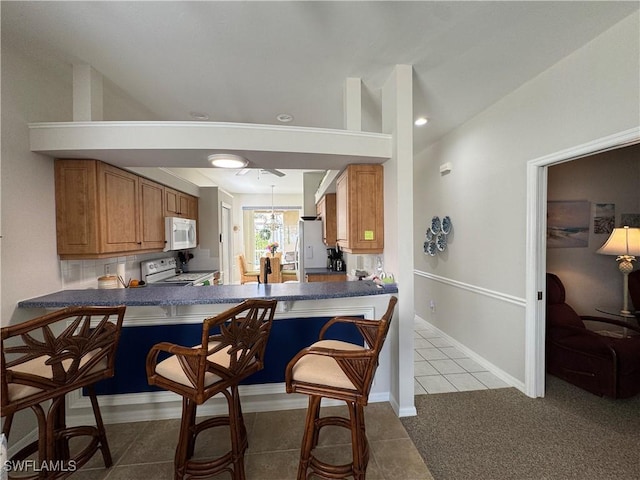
[401,375,640,480]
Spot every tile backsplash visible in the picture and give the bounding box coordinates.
[342,253,385,277]
[59,249,219,289]
[60,252,162,289]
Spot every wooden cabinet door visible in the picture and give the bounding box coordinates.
[165,187,181,217]
[306,273,346,283]
[165,188,198,220]
[336,172,349,245]
[316,193,337,246]
[184,194,198,220]
[139,178,166,249]
[335,164,383,253]
[98,163,141,253]
[55,159,99,255]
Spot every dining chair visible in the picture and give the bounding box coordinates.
[146,299,277,479]
[285,296,398,480]
[237,254,260,284]
[260,256,282,283]
[1,305,126,479]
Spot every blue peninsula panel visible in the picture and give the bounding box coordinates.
[93,315,362,395]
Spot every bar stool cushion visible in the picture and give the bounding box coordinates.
[154,341,257,389]
[7,350,107,402]
[290,340,365,390]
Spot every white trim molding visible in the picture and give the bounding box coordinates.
[525,126,640,398]
[414,270,526,307]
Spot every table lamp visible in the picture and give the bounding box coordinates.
[597,226,640,314]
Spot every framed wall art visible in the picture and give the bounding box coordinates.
[547,200,590,248]
[593,203,614,234]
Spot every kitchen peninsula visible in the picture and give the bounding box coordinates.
[18,279,394,308]
[18,281,399,424]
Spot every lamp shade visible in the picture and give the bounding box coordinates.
[596,226,640,256]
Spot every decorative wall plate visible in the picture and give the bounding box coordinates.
[436,232,447,251]
[442,216,452,235]
[425,229,433,242]
[430,216,441,235]
[427,241,437,256]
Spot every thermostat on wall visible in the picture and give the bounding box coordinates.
[439,162,452,174]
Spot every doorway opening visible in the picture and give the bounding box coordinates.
[526,127,640,398]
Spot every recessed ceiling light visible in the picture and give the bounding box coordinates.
[276,113,294,123]
[414,117,429,126]
[190,111,210,120]
[208,154,249,169]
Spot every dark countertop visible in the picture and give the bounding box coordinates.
[304,268,348,276]
[18,280,398,308]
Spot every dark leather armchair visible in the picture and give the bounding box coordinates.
[546,273,640,398]
[629,269,640,317]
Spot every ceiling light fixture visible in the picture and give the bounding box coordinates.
[208,153,249,169]
[414,117,429,126]
[190,111,210,121]
[276,113,294,123]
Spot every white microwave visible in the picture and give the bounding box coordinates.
[164,217,197,252]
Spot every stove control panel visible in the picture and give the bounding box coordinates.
[141,257,177,278]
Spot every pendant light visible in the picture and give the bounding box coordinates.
[265,185,281,231]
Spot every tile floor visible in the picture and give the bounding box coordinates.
[14,320,505,480]
[69,402,432,480]
[413,317,510,395]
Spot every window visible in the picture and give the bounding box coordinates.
[242,207,300,266]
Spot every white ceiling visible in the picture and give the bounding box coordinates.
[2,1,637,194]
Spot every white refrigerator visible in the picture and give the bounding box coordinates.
[296,219,327,281]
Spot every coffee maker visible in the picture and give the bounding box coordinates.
[327,246,345,271]
[327,248,337,269]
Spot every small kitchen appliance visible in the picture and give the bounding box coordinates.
[326,248,337,269]
[327,246,345,271]
[141,257,216,286]
[164,217,197,252]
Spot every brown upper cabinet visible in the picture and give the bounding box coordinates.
[316,193,337,246]
[54,159,197,259]
[335,164,384,254]
[165,187,197,219]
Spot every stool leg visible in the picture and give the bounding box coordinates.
[87,385,113,468]
[2,413,13,438]
[32,404,48,480]
[47,396,69,465]
[349,403,369,480]
[297,395,321,480]
[227,385,247,480]
[174,397,196,480]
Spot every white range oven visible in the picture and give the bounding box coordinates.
[141,257,217,286]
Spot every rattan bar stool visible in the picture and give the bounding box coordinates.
[1,305,126,479]
[146,299,277,480]
[285,296,397,480]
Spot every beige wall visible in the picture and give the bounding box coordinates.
[413,12,640,383]
[1,45,71,326]
[0,42,159,442]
